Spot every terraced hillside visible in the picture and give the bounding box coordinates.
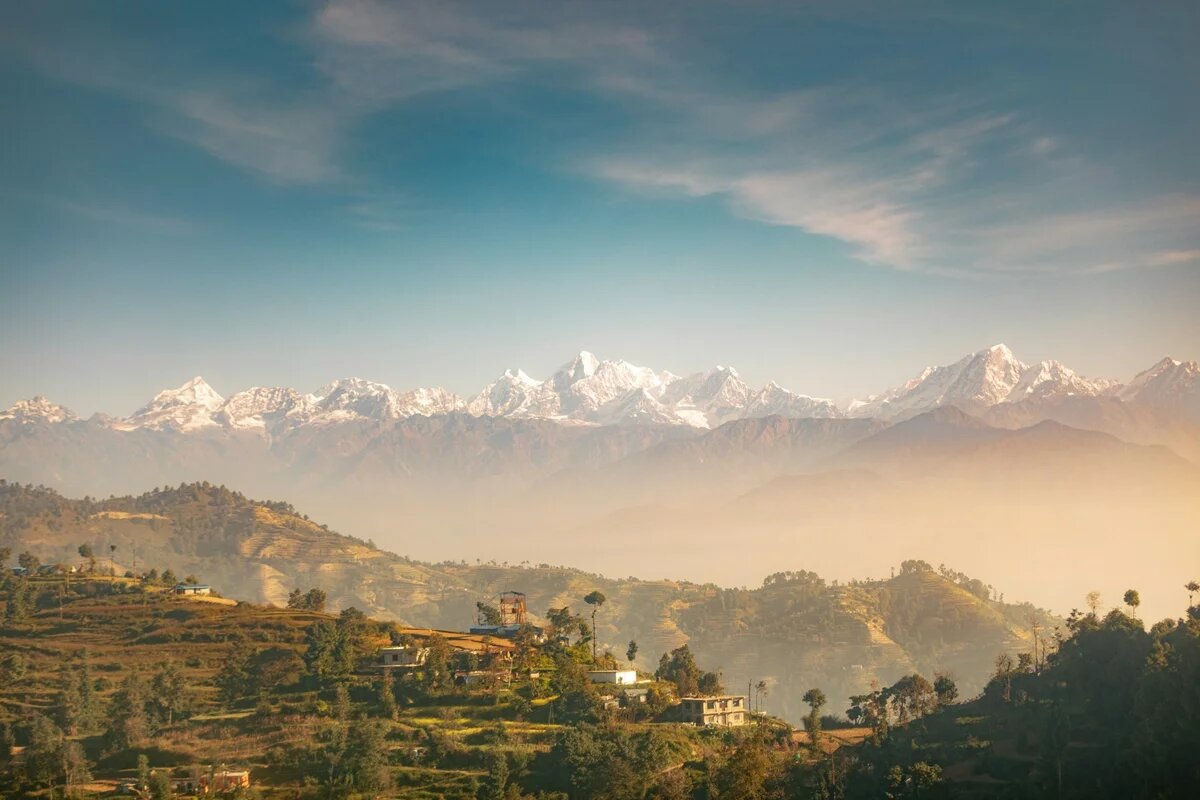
[1,481,1058,723]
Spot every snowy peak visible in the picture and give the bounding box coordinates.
[466,368,560,418]
[393,387,464,418]
[0,396,78,424]
[122,376,225,431]
[562,357,675,415]
[745,383,840,420]
[849,344,1113,419]
[10,347,1198,433]
[551,351,601,389]
[591,387,683,427]
[1119,356,1200,419]
[218,387,316,431]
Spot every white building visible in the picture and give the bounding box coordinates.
[378,646,428,668]
[588,669,638,685]
[174,584,211,596]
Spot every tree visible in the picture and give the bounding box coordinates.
[1187,580,1199,608]
[697,670,724,695]
[18,551,39,572]
[342,717,389,794]
[1086,590,1102,617]
[890,674,936,723]
[148,768,172,800]
[0,721,13,770]
[0,653,28,683]
[105,672,153,750]
[376,673,398,720]
[656,645,701,697]
[56,668,85,736]
[423,633,454,695]
[476,601,503,626]
[584,591,607,659]
[137,754,151,793]
[550,653,601,724]
[712,731,776,800]
[149,661,191,725]
[549,724,672,800]
[216,638,255,704]
[933,674,958,705]
[626,639,638,667]
[1124,589,1141,617]
[25,713,65,788]
[888,762,943,799]
[0,546,10,567]
[4,575,33,622]
[287,587,327,612]
[480,751,509,800]
[253,646,304,693]
[755,679,769,713]
[803,688,827,746]
[77,543,95,573]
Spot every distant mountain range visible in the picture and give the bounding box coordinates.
[2,344,1197,627]
[4,345,1197,432]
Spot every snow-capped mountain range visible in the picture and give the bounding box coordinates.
[3,346,1198,433]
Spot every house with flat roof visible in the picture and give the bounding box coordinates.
[588,669,638,685]
[173,583,211,596]
[378,645,429,669]
[678,695,747,727]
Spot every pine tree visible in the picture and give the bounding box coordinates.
[105,672,153,750]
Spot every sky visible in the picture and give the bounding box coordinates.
[1,0,1198,415]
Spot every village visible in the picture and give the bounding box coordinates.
[2,567,786,798]
[375,591,751,728]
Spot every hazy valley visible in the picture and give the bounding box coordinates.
[3,345,1198,625]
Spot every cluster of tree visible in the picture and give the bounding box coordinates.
[104,662,193,751]
[833,587,1200,798]
[287,586,327,611]
[546,723,677,799]
[655,644,724,697]
[847,673,957,737]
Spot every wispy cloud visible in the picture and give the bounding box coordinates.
[6,1,1197,275]
[584,78,1200,276]
[29,194,196,234]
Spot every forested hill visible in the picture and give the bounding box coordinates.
[0,480,1058,723]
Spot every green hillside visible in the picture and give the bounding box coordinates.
[1,480,1058,723]
[832,600,1200,798]
[0,574,762,798]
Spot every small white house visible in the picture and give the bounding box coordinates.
[378,645,428,668]
[588,669,638,685]
[174,584,211,596]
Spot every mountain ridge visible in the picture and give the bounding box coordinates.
[8,345,1193,432]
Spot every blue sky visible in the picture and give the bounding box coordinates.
[1,0,1198,414]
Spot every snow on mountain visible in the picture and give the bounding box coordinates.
[849,345,1114,419]
[466,369,560,418]
[393,387,465,418]
[217,387,317,431]
[306,378,407,424]
[118,376,225,432]
[1010,360,1117,402]
[1119,357,1200,420]
[555,352,678,416]
[659,366,754,428]
[13,347,1194,434]
[590,387,686,427]
[463,354,828,428]
[0,396,78,425]
[744,382,841,420]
